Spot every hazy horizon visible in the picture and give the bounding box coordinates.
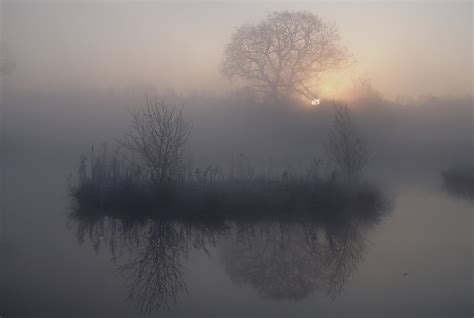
[1,1,472,101]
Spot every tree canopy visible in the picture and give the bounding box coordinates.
[222,11,351,102]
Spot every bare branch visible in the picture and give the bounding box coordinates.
[325,104,368,183]
[222,11,351,102]
[120,98,191,188]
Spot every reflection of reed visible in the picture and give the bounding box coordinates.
[220,216,377,302]
[69,214,228,313]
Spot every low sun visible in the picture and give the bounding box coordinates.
[311,98,320,106]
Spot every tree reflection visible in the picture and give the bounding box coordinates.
[69,196,386,312]
[220,215,378,301]
[323,220,367,296]
[221,222,325,301]
[69,214,228,313]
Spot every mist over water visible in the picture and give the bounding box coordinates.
[1,1,473,318]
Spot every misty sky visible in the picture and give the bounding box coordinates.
[1,1,472,99]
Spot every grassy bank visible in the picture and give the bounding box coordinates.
[69,149,386,223]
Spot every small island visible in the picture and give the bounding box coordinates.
[69,98,387,224]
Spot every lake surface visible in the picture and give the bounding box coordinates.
[1,159,472,318]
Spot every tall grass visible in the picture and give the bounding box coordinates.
[70,144,387,222]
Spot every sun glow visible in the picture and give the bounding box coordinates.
[310,70,355,101]
[311,98,320,106]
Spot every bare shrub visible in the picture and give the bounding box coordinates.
[325,105,368,183]
[120,98,191,188]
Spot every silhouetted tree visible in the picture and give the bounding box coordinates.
[222,11,350,102]
[325,105,368,183]
[121,98,191,188]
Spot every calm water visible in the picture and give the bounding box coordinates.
[1,160,472,318]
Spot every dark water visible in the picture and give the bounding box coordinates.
[1,160,472,318]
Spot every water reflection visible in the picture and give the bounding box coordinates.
[69,203,386,313]
[220,218,371,301]
[70,214,228,313]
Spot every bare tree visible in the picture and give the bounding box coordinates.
[325,105,368,183]
[222,11,350,102]
[121,98,191,188]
